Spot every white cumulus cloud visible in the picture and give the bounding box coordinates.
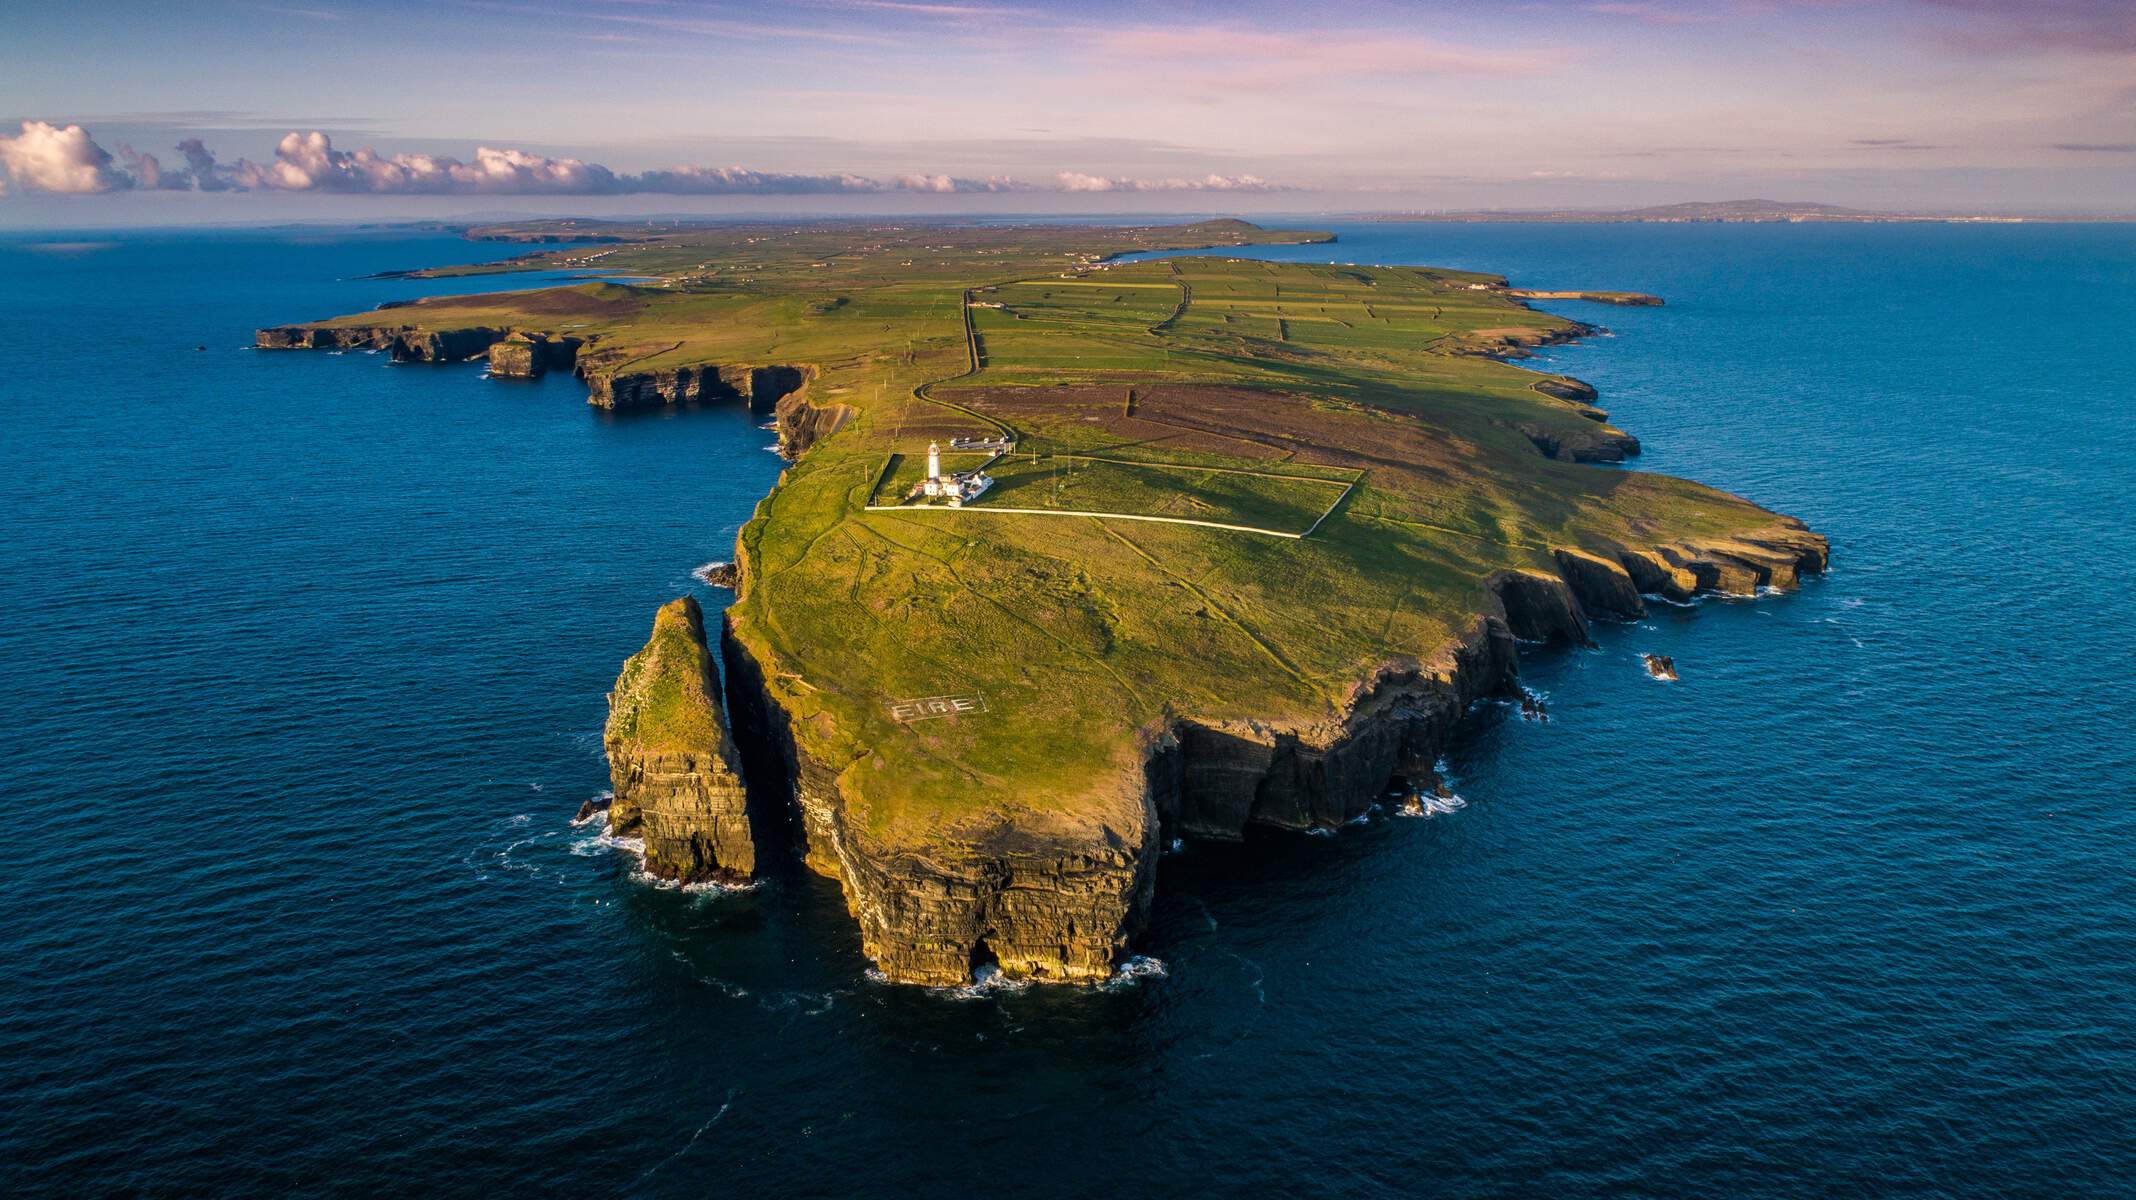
[219,131,623,194]
[0,121,129,194]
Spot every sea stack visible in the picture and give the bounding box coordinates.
[486,332,547,378]
[604,596,754,883]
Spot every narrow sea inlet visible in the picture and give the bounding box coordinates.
[3,222,2133,1196]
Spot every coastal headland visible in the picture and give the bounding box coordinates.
[259,218,1825,987]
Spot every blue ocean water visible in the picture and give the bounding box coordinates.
[2,222,2132,1197]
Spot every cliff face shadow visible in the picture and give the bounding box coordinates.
[714,615,820,891]
[588,394,764,427]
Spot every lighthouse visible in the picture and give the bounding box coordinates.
[912,438,994,506]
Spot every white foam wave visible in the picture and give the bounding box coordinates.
[639,1089,738,1182]
[681,875,760,896]
[931,962,1033,1000]
[690,561,730,586]
[1398,759,1468,817]
[565,801,760,893]
[1100,955,1168,990]
[1397,792,1467,818]
[570,827,644,858]
[586,829,760,893]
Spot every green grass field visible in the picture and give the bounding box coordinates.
[870,454,1353,536]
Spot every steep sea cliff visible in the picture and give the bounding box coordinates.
[258,322,808,413]
[715,508,1823,984]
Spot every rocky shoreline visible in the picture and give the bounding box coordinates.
[256,322,809,414]
[711,511,1823,985]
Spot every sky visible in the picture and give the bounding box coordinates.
[3,0,2133,224]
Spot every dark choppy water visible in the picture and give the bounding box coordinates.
[3,223,2132,1197]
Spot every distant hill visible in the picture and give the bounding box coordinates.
[1613,199,1877,220]
[1367,199,2033,224]
[1371,199,2136,223]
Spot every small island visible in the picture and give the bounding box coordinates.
[259,218,1824,986]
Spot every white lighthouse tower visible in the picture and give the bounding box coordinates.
[913,438,993,506]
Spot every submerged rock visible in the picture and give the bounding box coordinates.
[1554,548,1646,621]
[1519,691,1550,722]
[605,596,753,883]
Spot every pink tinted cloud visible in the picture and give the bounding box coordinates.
[1055,171,1280,192]
[1915,0,2136,52]
[1086,26,1578,89]
[1582,1,1708,24]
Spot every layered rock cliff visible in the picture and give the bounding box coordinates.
[256,323,506,363]
[486,332,583,378]
[721,521,1826,986]
[1515,414,1643,463]
[721,616,1157,985]
[1155,619,1521,840]
[770,382,852,457]
[606,596,754,884]
[254,324,809,421]
[584,363,808,413]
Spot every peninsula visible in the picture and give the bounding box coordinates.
[1362,198,2092,224]
[258,219,1825,986]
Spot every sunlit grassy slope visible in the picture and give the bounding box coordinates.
[290,219,1810,853]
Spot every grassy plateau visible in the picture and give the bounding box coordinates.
[272,217,1819,888]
